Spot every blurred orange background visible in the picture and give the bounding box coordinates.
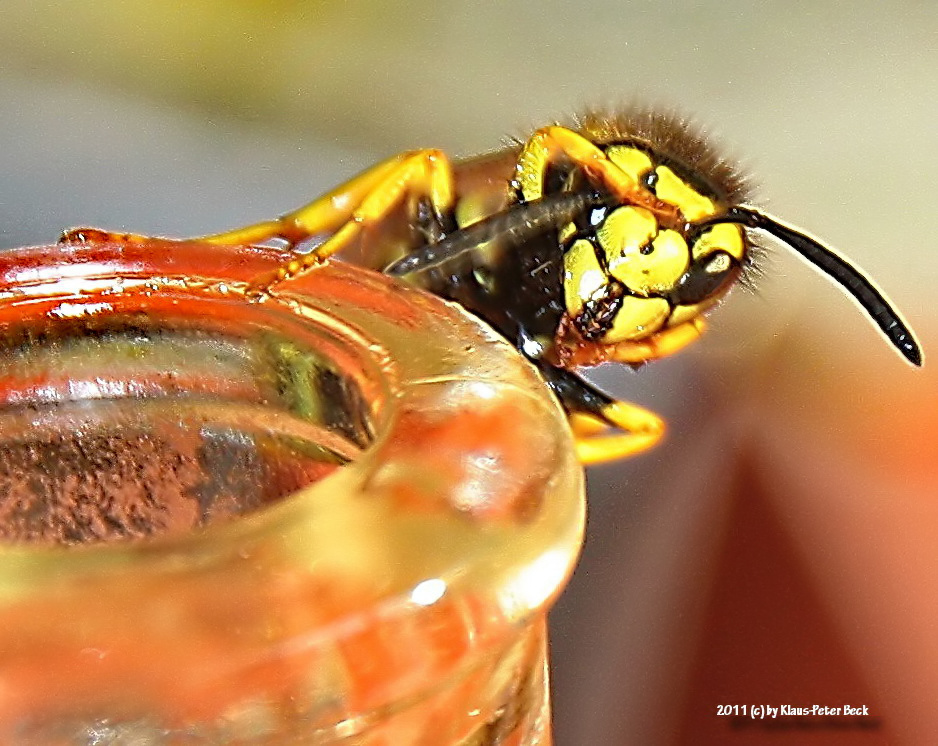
[1,2,935,743]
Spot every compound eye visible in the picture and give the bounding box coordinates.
[597,206,689,296]
[671,250,739,305]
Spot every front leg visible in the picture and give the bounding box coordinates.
[201,149,458,290]
[537,364,665,465]
[513,125,679,225]
[62,150,459,293]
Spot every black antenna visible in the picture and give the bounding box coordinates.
[385,192,599,276]
[707,206,921,366]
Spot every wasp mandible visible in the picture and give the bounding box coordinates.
[62,110,922,465]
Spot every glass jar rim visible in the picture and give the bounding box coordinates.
[0,237,584,627]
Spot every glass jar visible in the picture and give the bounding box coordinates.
[0,237,584,745]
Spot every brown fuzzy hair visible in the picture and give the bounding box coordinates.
[572,108,753,206]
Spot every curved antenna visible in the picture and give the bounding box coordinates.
[707,206,922,366]
[385,192,599,276]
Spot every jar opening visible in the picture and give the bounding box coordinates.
[0,264,384,546]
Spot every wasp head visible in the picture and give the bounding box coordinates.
[559,134,751,354]
[560,205,748,348]
[554,110,921,367]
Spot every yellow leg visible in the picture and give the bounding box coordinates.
[515,126,680,224]
[538,365,667,465]
[570,399,666,465]
[198,149,456,288]
[562,320,705,464]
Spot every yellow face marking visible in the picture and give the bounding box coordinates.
[597,206,657,260]
[653,165,716,221]
[606,145,653,182]
[601,295,670,343]
[667,298,719,328]
[563,238,609,316]
[691,222,745,261]
[558,221,577,244]
[597,207,689,296]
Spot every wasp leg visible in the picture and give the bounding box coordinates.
[197,150,456,288]
[538,365,665,465]
[515,126,679,223]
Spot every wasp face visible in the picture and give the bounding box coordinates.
[561,139,749,345]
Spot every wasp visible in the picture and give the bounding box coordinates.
[61,110,922,465]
